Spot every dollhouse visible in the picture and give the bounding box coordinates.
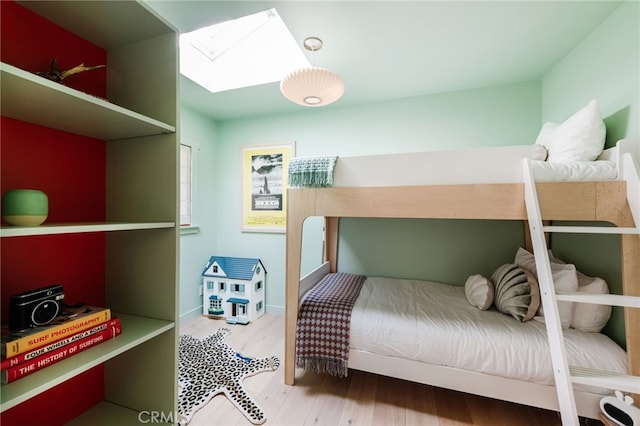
[201,256,266,324]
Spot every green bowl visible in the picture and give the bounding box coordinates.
[2,189,48,226]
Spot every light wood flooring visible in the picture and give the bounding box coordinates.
[179,314,605,426]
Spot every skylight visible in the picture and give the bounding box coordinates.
[179,8,310,94]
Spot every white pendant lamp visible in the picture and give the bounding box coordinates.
[280,37,344,107]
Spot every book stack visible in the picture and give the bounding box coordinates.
[1,305,121,384]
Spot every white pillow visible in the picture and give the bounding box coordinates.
[464,274,494,310]
[548,251,611,333]
[529,144,548,161]
[535,100,606,162]
[514,247,578,329]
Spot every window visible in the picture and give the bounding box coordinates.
[256,301,263,312]
[219,282,226,292]
[206,281,214,290]
[212,265,218,273]
[180,144,192,226]
[255,281,263,292]
[231,283,245,293]
[179,8,309,94]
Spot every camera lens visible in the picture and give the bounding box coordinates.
[31,300,60,326]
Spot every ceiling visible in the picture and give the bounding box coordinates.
[146,1,622,121]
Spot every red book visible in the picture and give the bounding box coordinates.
[1,317,121,370]
[1,318,121,384]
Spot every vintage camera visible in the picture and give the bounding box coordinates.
[9,284,64,331]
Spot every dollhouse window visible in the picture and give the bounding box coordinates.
[232,283,245,293]
[206,281,214,290]
[219,282,226,291]
[212,265,218,273]
[255,281,263,292]
[256,301,263,312]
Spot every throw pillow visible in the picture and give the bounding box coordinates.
[490,263,540,322]
[514,247,578,329]
[548,250,612,333]
[464,274,494,310]
[534,100,606,162]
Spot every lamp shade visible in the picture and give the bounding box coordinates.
[280,66,345,107]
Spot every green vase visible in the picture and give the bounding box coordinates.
[2,189,48,226]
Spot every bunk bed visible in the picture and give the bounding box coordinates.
[284,138,640,421]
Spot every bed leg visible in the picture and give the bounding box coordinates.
[325,217,339,272]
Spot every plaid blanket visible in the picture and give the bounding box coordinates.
[288,155,338,187]
[295,272,366,377]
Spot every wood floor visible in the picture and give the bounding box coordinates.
[179,314,604,426]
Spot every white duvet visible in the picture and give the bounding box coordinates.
[349,277,627,386]
[531,160,618,182]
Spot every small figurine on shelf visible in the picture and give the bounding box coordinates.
[36,58,105,83]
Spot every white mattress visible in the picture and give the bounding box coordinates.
[531,160,618,182]
[349,277,627,387]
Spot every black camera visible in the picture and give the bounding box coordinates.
[9,284,65,331]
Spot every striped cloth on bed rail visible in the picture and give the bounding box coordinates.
[288,155,338,188]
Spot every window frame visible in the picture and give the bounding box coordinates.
[180,144,193,226]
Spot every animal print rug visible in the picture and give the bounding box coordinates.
[177,328,280,425]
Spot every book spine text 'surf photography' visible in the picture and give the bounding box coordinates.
[1,317,121,370]
[1,319,122,384]
[1,306,111,358]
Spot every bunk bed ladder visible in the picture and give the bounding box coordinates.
[523,158,640,426]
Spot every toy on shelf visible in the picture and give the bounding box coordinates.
[36,58,104,83]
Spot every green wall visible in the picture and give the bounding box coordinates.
[539,0,639,347]
[178,105,219,319]
[178,1,638,349]
[209,81,541,314]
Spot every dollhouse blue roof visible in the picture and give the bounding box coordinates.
[202,256,265,280]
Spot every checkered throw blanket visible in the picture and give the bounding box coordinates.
[288,155,338,187]
[295,272,366,377]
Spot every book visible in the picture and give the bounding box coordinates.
[1,317,121,370]
[1,305,111,358]
[1,318,121,384]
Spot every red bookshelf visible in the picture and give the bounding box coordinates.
[0,1,178,424]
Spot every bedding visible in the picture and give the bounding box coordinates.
[295,272,366,377]
[464,274,494,310]
[347,276,628,388]
[515,247,579,329]
[490,263,540,322]
[530,159,618,182]
[534,100,606,162]
[548,250,612,333]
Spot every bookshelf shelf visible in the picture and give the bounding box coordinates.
[0,62,175,141]
[0,222,175,238]
[66,401,147,426]
[0,314,175,411]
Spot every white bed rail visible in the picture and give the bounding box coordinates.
[329,140,636,188]
[298,262,330,305]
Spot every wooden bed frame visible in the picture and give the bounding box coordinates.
[284,144,639,419]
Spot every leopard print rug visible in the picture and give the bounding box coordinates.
[177,328,280,425]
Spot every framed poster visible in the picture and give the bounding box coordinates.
[242,142,295,233]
